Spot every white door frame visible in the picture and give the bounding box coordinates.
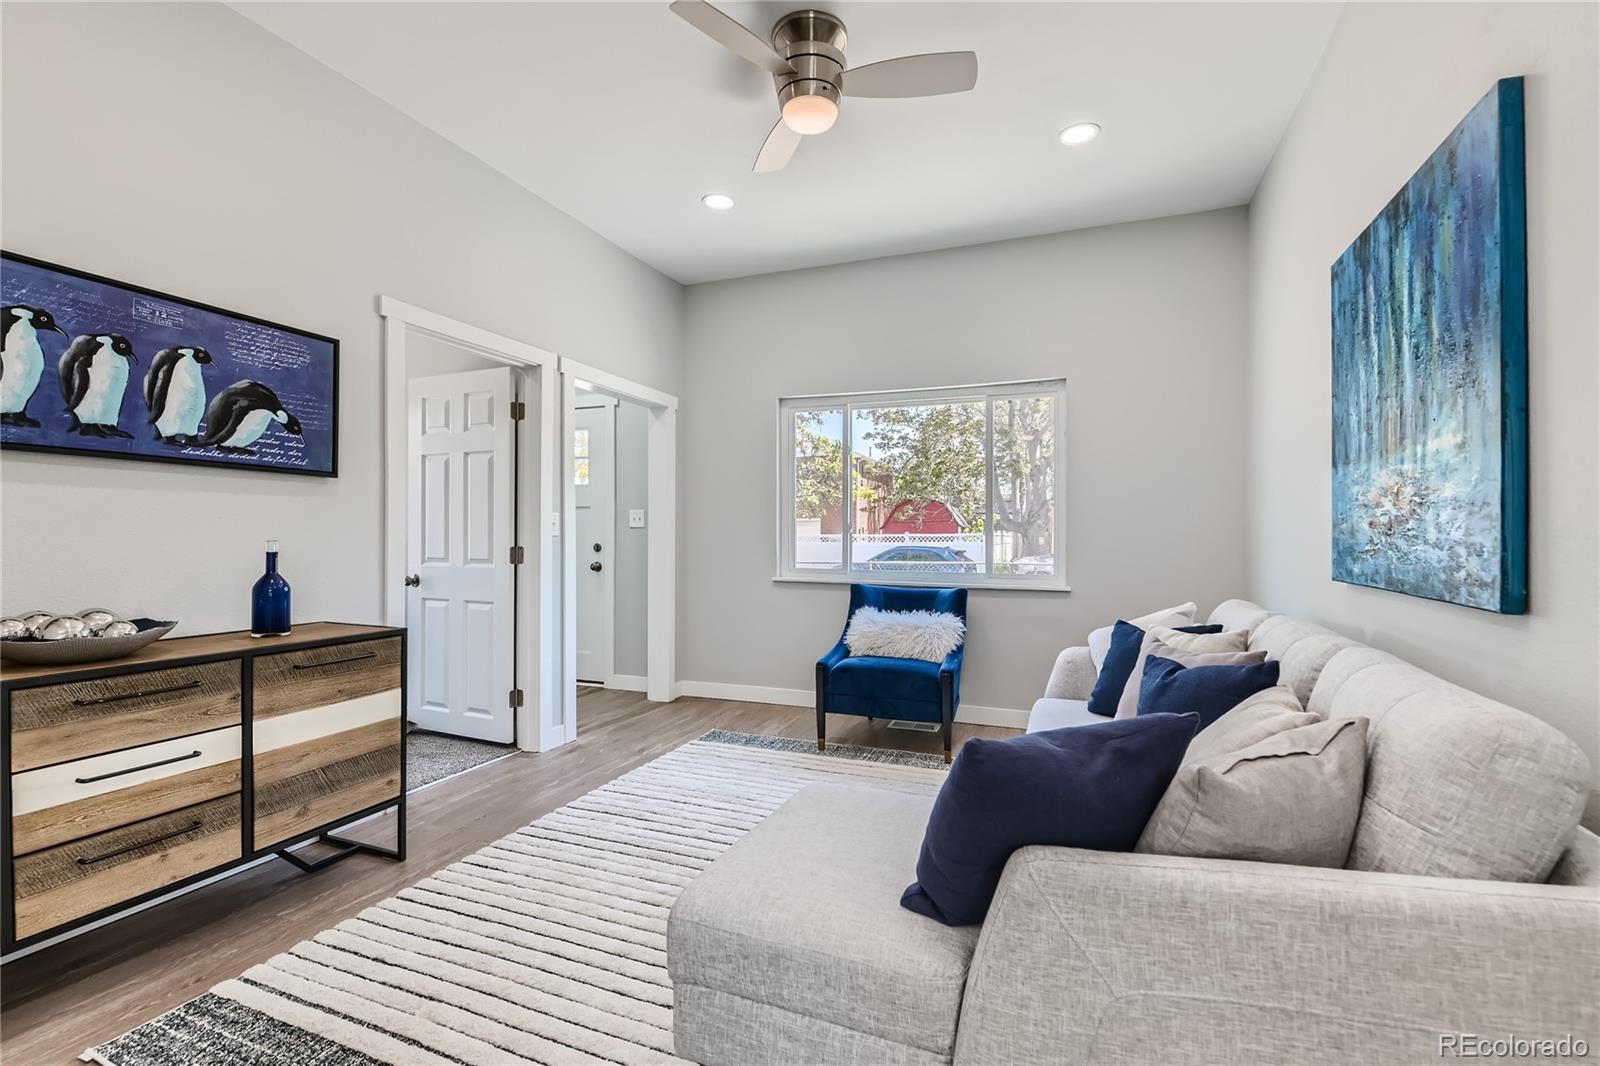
[559,358,677,735]
[379,297,562,752]
[573,393,617,687]
[379,299,681,752]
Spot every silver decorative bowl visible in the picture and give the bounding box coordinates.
[0,619,178,665]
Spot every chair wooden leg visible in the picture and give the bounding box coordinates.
[815,663,827,752]
[941,675,955,764]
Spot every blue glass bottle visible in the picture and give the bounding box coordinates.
[251,539,291,637]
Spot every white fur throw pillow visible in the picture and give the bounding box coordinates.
[844,607,966,663]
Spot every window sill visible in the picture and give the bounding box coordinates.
[773,573,1072,593]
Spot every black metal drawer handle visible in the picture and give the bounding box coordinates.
[292,651,376,671]
[76,820,203,866]
[74,749,203,785]
[72,680,201,707]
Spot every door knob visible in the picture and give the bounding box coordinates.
[404,574,420,587]
[589,561,603,572]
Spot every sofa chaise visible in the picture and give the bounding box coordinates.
[667,599,1600,1065]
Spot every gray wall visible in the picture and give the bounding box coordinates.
[1247,2,1599,776]
[614,401,650,678]
[404,334,502,379]
[0,2,683,635]
[680,209,1252,713]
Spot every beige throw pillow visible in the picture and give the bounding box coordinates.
[1138,717,1369,867]
[1087,602,1197,672]
[1113,627,1255,719]
[1184,686,1319,765]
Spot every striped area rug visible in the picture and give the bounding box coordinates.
[83,731,947,1066]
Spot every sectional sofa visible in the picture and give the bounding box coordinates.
[667,599,1600,1065]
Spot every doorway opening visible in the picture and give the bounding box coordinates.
[380,299,679,755]
[573,391,652,690]
[558,359,678,738]
[380,298,560,752]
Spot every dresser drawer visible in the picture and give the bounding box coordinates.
[253,693,402,851]
[9,659,242,773]
[252,637,402,720]
[11,728,242,855]
[12,793,241,940]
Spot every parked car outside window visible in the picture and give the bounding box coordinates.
[862,546,978,573]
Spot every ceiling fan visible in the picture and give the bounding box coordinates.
[669,0,979,173]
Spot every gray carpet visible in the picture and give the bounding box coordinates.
[405,731,517,791]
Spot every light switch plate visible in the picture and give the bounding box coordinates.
[628,509,646,528]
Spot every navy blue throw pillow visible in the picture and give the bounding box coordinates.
[1086,621,1223,717]
[1137,655,1281,729]
[900,713,1199,926]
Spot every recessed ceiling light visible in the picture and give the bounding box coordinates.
[701,193,735,210]
[1058,122,1101,146]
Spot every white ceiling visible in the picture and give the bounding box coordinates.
[232,2,1342,284]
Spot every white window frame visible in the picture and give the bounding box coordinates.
[776,379,1069,591]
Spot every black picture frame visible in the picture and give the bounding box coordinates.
[0,251,339,478]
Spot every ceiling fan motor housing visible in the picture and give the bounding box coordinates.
[771,10,846,115]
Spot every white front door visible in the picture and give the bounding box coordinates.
[406,367,517,742]
[574,400,615,684]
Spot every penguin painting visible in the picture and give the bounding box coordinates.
[1,305,68,427]
[196,380,302,454]
[59,334,138,437]
[144,346,213,444]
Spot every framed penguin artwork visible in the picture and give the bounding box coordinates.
[0,252,338,477]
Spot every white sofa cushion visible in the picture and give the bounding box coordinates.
[668,783,977,1062]
[1315,651,1591,883]
[1026,698,1105,733]
[1246,616,1361,703]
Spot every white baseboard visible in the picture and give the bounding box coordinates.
[608,674,648,692]
[676,679,1028,730]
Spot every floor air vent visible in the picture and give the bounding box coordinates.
[888,720,939,732]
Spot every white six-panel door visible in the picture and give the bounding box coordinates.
[406,367,517,743]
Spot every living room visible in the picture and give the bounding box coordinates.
[1,2,1596,1064]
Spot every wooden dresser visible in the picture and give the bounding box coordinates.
[0,622,406,952]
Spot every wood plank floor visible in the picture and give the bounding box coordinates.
[0,689,1015,1064]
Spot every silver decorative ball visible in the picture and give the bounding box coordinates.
[78,608,120,630]
[18,610,54,634]
[0,617,29,640]
[39,616,94,640]
[98,620,140,638]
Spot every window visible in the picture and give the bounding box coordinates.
[573,428,590,485]
[778,380,1066,589]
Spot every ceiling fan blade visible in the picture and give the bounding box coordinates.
[840,51,978,98]
[754,119,802,173]
[669,0,796,77]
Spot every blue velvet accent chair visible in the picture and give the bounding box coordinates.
[816,584,968,763]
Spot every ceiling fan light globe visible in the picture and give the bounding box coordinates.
[782,94,839,136]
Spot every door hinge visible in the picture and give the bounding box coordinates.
[510,688,524,708]
[510,400,526,421]
[510,544,525,565]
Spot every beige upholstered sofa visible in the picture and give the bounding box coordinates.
[668,599,1600,1065]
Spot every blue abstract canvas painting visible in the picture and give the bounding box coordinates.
[1,253,337,476]
[1331,78,1526,613]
